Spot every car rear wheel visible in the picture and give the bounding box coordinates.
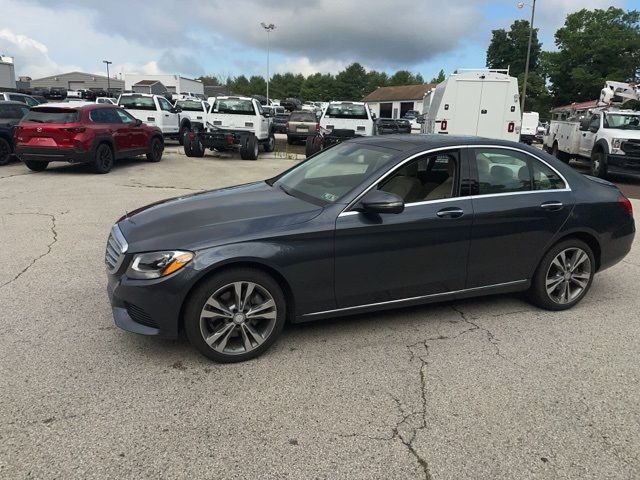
[24,160,48,172]
[146,137,163,162]
[0,138,12,166]
[305,134,323,158]
[184,268,286,363]
[92,143,114,174]
[240,135,259,160]
[527,239,595,311]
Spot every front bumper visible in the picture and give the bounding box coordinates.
[607,154,640,173]
[15,146,92,164]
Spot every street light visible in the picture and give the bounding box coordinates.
[260,22,276,105]
[103,60,112,93]
[517,0,536,113]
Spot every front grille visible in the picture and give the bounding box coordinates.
[125,303,158,328]
[621,140,640,157]
[105,225,128,273]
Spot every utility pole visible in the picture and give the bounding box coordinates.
[103,60,112,93]
[517,0,536,113]
[260,23,276,105]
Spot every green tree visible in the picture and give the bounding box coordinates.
[335,63,368,100]
[197,75,220,86]
[430,69,446,83]
[486,19,541,77]
[388,70,423,86]
[227,75,250,95]
[247,75,267,96]
[300,73,336,101]
[364,70,388,96]
[546,7,640,105]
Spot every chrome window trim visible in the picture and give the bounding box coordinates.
[302,279,528,317]
[337,144,571,218]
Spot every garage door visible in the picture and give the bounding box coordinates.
[68,81,85,90]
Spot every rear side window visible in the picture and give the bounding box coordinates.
[119,96,156,111]
[532,161,566,190]
[158,97,173,111]
[290,112,316,122]
[23,109,79,124]
[0,104,29,119]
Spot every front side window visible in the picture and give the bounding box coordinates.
[114,109,137,124]
[176,100,203,111]
[89,108,122,124]
[8,94,26,104]
[213,98,256,115]
[158,97,173,111]
[271,143,395,205]
[379,151,458,203]
[589,115,600,131]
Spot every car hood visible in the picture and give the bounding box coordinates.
[118,181,323,252]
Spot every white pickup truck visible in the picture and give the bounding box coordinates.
[183,96,275,160]
[174,98,210,143]
[544,109,640,178]
[118,93,190,142]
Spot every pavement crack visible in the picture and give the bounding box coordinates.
[0,213,58,290]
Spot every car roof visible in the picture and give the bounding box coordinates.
[216,96,254,101]
[0,100,29,106]
[32,101,113,110]
[350,134,540,151]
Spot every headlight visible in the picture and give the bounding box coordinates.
[612,138,624,149]
[126,250,194,279]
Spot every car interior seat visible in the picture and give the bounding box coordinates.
[424,158,455,200]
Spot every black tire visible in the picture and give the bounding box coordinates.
[178,124,190,146]
[551,142,570,164]
[184,268,287,363]
[305,134,322,158]
[240,135,259,161]
[24,160,48,172]
[0,138,11,166]
[91,143,114,174]
[590,150,608,178]
[189,135,205,158]
[146,137,163,162]
[263,133,275,152]
[527,239,595,311]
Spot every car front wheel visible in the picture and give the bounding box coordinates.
[528,239,595,311]
[0,138,12,165]
[184,268,286,363]
[591,150,608,178]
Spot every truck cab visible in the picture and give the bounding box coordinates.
[118,93,184,140]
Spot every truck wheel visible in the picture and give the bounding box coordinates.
[551,142,570,164]
[189,135,205,158]
[305,135,323,158]
[91,143,114,174]
[240,135,259,161]
[178,125,190,146]
[0,138,12,165]
[146,137,163,162]
[590,150,608,179]
[263,133,275,153]
[24,160,48,172]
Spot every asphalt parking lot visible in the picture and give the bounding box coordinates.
[1,143,639,480]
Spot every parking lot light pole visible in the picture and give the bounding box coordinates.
[103,60,112,93]
[517,0,536,113]
[260,23,276,105]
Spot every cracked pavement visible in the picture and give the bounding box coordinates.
[1,145,639,479]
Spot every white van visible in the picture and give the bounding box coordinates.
[520,112,540,144]
[421,69,521,141]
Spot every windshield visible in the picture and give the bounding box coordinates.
[604,113,640,130]
[271,142,395,205]
[119,96,156,110]
[324,103,369,120]
[176,100,203,111]
[22,109,79,123]
[290,112,316,122]
[213,98,255,115]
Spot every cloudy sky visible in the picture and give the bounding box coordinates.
[1,0,634,81]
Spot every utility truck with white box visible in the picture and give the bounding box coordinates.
[543,81,640,178]
[420,69,521,141]
[183,96,275,160]
[118,93,189,142]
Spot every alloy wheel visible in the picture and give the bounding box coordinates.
[545,247,592,304]
[199,281,278,355]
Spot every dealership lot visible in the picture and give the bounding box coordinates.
[1,145,639,479]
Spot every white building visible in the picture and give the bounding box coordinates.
[123,74,203,95]
[0,55,17,90]
[363,83,435,119]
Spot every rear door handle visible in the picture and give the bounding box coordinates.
[436,207,464,218]
[540,201,563,211]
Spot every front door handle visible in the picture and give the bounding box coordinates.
[540,201,563,211]
[436,207,464,218]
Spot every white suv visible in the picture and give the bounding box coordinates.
[118,93,189,141]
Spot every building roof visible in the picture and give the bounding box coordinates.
[551,99,598,113]
[31,71,121,82]
[362,83,437,102]
[134,80,163,86]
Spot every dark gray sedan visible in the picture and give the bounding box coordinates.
[106,135,635,362]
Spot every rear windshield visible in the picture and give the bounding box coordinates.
[290,112,316,122]
[0,104,29,119]
[275,114,290,120]
[324,103,369,120]
[176,100,203,111]
[119,95,156,111]
[213,98,255,115]
[23,108,79,123]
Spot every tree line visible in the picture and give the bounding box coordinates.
[486,7,640,117]
[198,66,445,103]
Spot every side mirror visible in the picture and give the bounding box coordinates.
[579,118,590,131]
[134,119,142,126]
[417,116,425,124]
[173,106,182,113]
[359,190,404,214]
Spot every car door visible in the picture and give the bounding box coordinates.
[466,146,574,288]
[255,101,269,139]
[115,108,147,150]
[334,149,473,308]
[90,108,129,152]
[157,96,179,134]
[579,114,599,157]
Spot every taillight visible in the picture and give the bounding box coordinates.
[285,122,289,130]
[618,195,633,217]
[507,122,515,133]
[440,120,447,131]
[60,127,86,133]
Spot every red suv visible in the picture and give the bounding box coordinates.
[15,102,164,174]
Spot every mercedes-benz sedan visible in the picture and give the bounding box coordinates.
[105,136,635,362]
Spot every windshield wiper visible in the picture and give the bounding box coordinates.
[278,184,294,197]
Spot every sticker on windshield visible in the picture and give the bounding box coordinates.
[322,192,338,202]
